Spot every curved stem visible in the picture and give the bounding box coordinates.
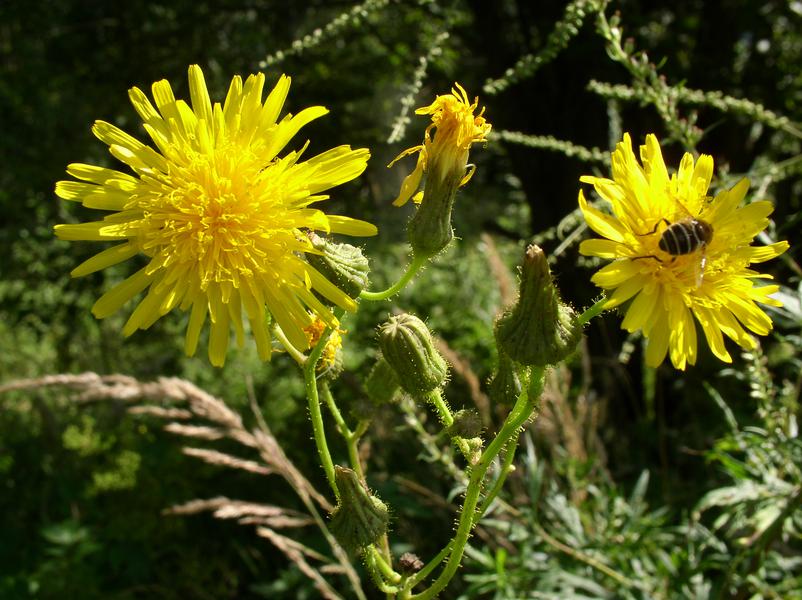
[365,548,401,594]
[407,367,546,598]
[426,388,473,461]
[577,294,608,327]
[273,324,307,365]
[360,254,427,301]
[303,315,344,501]
[320,382,353,437]
[476,438,518,519]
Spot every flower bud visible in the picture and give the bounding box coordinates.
[488,352,523,407]
[495,244,581,366]
[364,356,400,405]
[378,314,448,396]
[407,173,461,258]
[329,466,389,553]
[307,233,370,300]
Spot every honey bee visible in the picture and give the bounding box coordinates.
[634,203,714,287]
[656,217,713,257]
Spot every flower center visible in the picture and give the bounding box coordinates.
[137,146,296,289]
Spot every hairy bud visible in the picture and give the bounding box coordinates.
[364,356,401,405]
[488,352,523,407]
[495,244,581,366]
[307,233,370,300]
[446,409,483,439]
[378,314,448,396]
[407,172,461,258]
[329,466,389,553]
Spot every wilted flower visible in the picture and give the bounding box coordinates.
[389,83,491,207]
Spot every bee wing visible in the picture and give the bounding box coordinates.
[694,250,707,288]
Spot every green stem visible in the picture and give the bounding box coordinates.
[320,383,372,487]
[360,254,427,301]
[577,294,608,327]
[320,382,353,437]
[303,317,343,501]
[407,368,546,599]
[425,388,473,461]
[347,420,371,482]
[365,548,401,594]
[273,324,307,365]
[476,438,518,519]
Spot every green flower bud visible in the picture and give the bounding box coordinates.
[488,352,523,407]
[329,466,389,553]
[407,172,461,259]
[378,314,448,396]
[307,233,370,299]
[462,436,484,464]
[364,356,400,405]
[495,244,581,366]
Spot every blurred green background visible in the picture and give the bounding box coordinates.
[1,0,801,598]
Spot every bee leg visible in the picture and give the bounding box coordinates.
[631,254,663,263]
[635,218,672,237]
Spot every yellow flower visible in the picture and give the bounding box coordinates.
[54,65,377,367]
[303,317,343,371]
[579,133,788,370]
[389,83,491,206]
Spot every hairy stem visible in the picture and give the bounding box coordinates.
[360,254,427,301]
[407,368,545,598]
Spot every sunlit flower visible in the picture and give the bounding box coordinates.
[389,83,491,206]
[579,133,788,370]
[304,317,343,371]
[55,65,377,367]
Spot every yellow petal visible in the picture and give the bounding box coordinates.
[578,190,628,243]
[92,267,152,318]
[579,238,630,259]
[644,309,671,368]
[71,243,138,277]
[327,215,378,237]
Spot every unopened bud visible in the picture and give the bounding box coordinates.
[488,352,523,407]
[364,356,400,405]
[329,466,389,553]
[495,244,581,366]
[378,314,448,396]
[307,233,370,300]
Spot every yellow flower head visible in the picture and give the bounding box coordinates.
[579,133,788,370]
[54,65,377,367]
[389,83,491,206]
[304,317,343,371]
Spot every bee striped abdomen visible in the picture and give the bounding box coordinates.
[658,218,713,255]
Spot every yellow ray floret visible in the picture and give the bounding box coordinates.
[55,65,377,367]
[388,83,491,206]
[579,133,788,370]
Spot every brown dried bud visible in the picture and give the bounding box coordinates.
[399,552,424,573]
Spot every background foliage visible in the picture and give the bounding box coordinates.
[1,0,800,598]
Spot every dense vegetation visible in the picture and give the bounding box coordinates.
[1,0,800,598]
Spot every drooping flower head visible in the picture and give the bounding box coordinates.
[54,65,377,366]
[579,133,788,370]
[389,83,491,207]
